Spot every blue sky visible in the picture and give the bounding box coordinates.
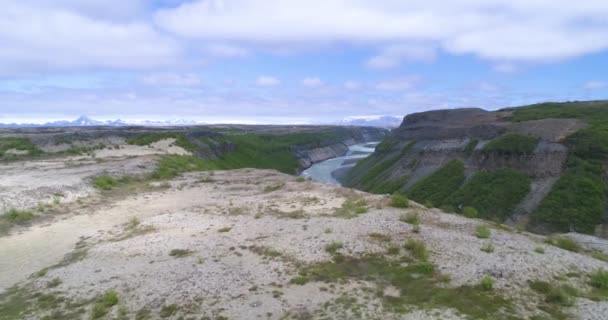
[1,0,607,124]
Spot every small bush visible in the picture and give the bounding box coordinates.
[483,134,538,156]
[481,243,494,253]
[93,175,119,190]
[399,212,419,225]
[545,236,580,252]
[462,207,479,218]
[290,276,310,285]
[404,238,429,261]
[475,225,491,239]
[159,304,179,318]
[5,208,34,224]
[481,276,494,291]
[386,245,400,255]
[590,269,608,289]
[169,249,193,258]
[546,287,575,306]
[218,227,232,233]
[390,192,409,208]
[534,246,545,254]
[325,241,344,254]
[296,177,306,182]
[92,290,119,319]
[46,278,62,288]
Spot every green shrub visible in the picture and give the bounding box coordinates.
[544,236,580,252]
[483,134,538,156]
[404,238,429,261]
[589,269,608,289]
[480,276,494,291]
[150,155,217,180]
[4,209,34,224]
[462,207,479,218]
[290,276,310,285]
[92,290,119,319]
[399,212,419,225]
[445,169,530,221]
[0,137,43,160]
[407,160,465,207]
[159,304,179,318]
[534,246,545,254]
[464,139,478,156]
[390,192,409,208]
[481,243,494,253]
[325,241,344,254]
[475,225,491,239]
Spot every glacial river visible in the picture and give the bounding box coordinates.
[300,142,379,185]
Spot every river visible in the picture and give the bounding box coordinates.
[300,141,379,185]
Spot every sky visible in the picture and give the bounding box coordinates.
[1,0,608,124]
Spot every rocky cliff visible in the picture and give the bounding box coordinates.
[343,102,608,235]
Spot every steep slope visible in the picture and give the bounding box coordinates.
[343,101,608,235]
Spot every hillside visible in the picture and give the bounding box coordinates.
[343,101,608,236]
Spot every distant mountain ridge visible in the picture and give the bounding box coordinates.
[0,116,203,128]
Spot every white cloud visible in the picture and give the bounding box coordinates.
[0,1,180,71]
[155,0,608,62]
[205,43,249,57]
[493,63,519,74]
[367,44,436,69]
[583,81,608,89]
[302,77,323,88]
[142,73,201,87]
[344,81,362,90]
[255,76,280,87]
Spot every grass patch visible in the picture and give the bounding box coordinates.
[249,245,282,258]
[482,134,538,156]
[389,192,409,208]
[217,227,232,233]
[92,175,133,191]
[445,169,531,221]
[462,206,479,218]
[0,137,43,160]
[589,269,608,291]
[481,242,495,253]
[333,198,368,218]
[404,238,429,261]
[368,232,392,242]
[263,183,285,193]
[325,241,344,254]
[169,249,193,258]
[159,304,179,318]
[399,212,419,225]
[150,155,218,180]
[4,208,34,224]
[475,225,491,239]
[92,290,119,319]
[464,139,478,156]
[407,160,465,207]
[296,253,514,318]
[535,246,545,254]
[544,235,580,252]
[480,276,494,291]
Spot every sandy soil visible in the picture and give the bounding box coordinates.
[1,168,607,319]
[0,139,188,212]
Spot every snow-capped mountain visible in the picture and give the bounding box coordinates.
[336,115,403,128]
[0,116,204,128]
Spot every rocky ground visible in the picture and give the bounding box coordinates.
[1,156,608,319]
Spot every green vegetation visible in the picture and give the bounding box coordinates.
[589,269,608,290]
[481,243,495,253]
[535,246,545,254]
[399,212,419,225]
[217,227,232,233]
[294,253,514,318]
[127,132,199,152]
[407,160,465,206]
[462,206,479,218]
[347,142,415,193]
[0,137,43,160]
[445,169,531,221]
[92,290,119,319]
[159,304,179,318]
[325,241,344,254]
[480,276,494,291]
[92,175,134,191]
[404,238,428,261]
[4,209,34,224]
[511,101,608,234]
[169,249,194,258]
[389,192,409,208]
[332,198,368,218]
[150,155,217,180]
[464,139,479,156]
[483,134,539,156]
[475,225,491,239]
[544,235,580,252]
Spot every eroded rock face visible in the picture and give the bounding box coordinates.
[344,108,588,224]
